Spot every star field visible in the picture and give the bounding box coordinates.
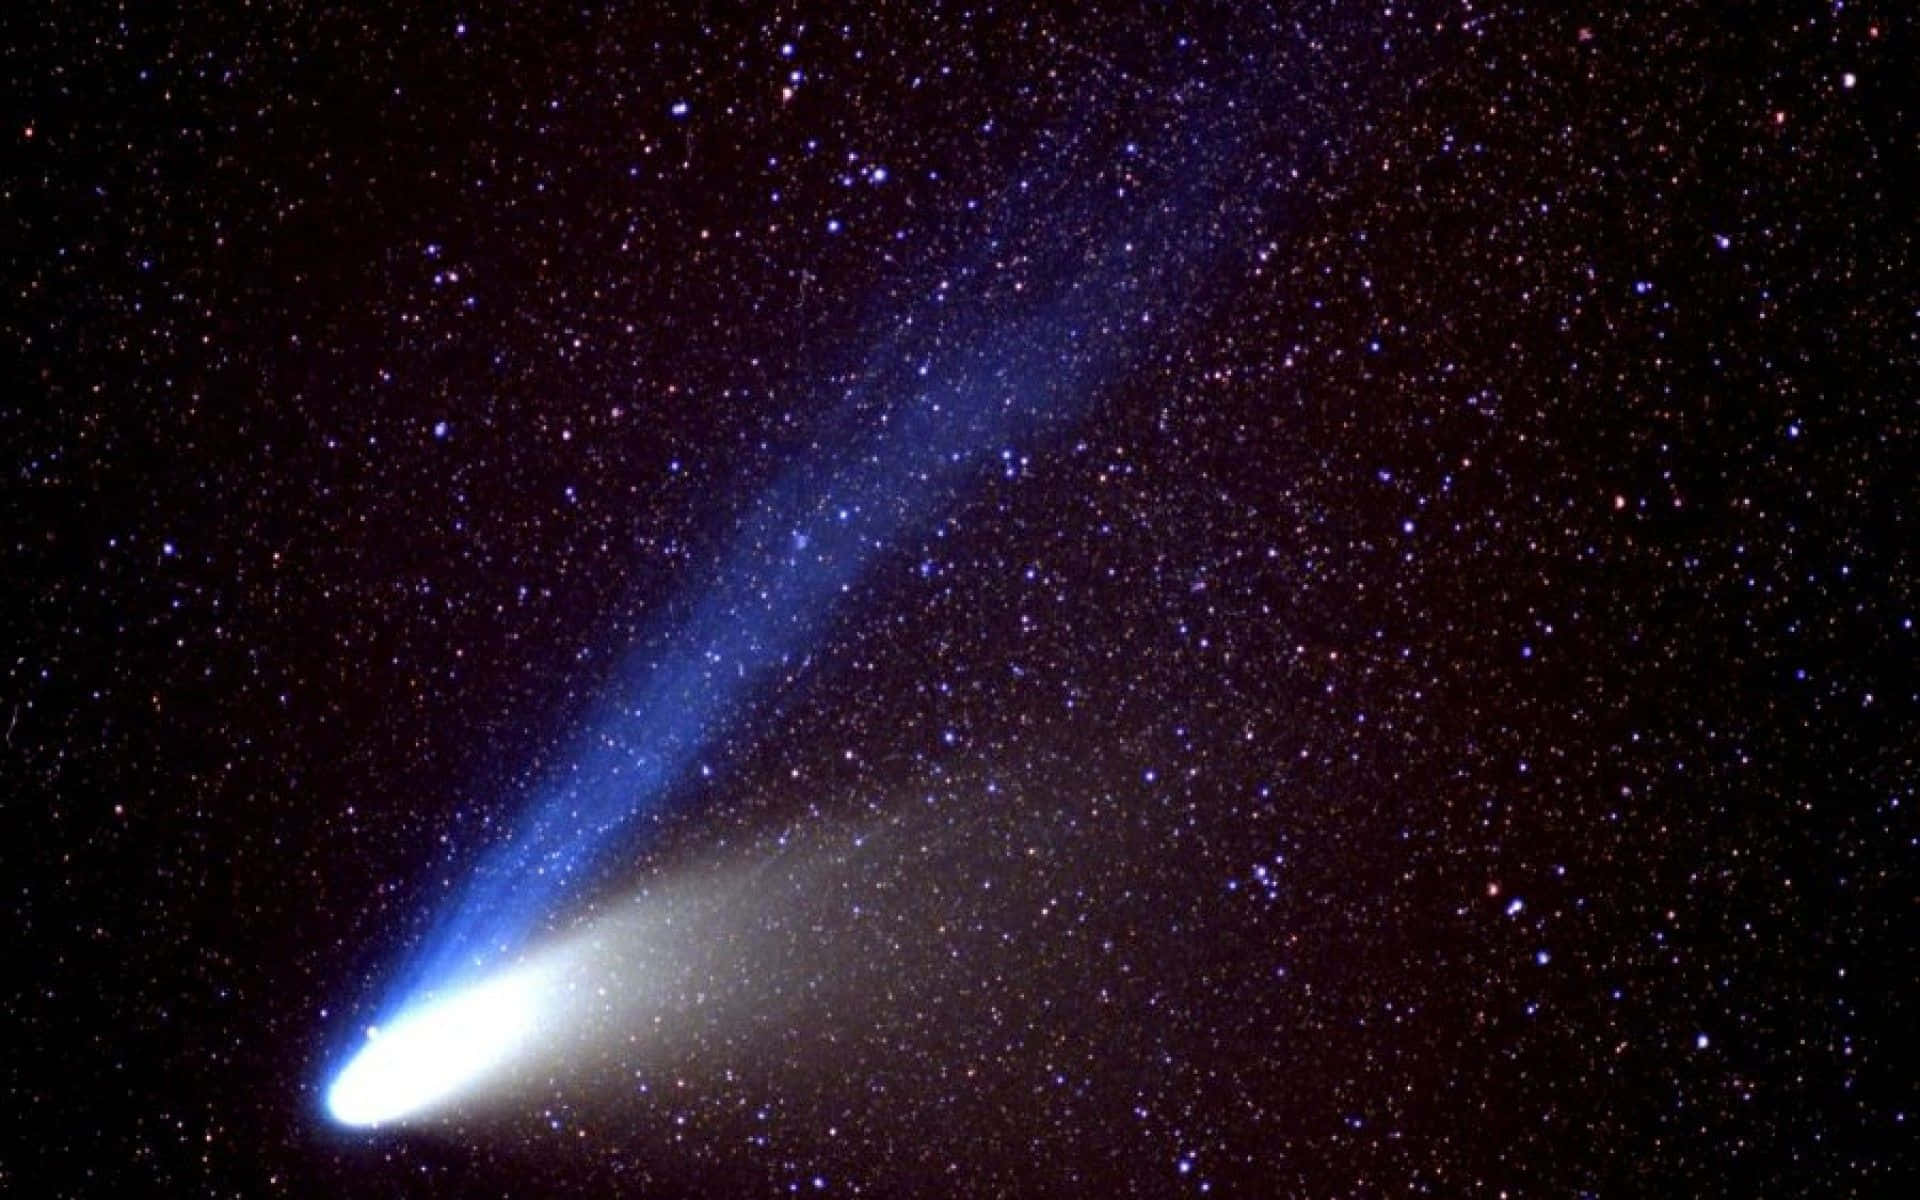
[5,2,1912,1196]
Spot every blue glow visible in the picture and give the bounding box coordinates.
[397,265,1163,998]
[329,90,1260,1091]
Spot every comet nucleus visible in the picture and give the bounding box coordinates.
[325,964,553,1127]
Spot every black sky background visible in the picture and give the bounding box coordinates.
[5,2,1912,1195]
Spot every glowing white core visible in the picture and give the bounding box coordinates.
[326,966,549,1127]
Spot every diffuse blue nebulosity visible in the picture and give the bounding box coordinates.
[349,81,1257,1044]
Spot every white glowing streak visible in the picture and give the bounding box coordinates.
[326,967,548,1127]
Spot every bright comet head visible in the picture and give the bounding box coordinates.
[325,965,551,1127]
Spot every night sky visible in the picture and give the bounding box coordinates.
[6,2,1913,1196]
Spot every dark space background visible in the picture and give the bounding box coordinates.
[4,2,1912,1195]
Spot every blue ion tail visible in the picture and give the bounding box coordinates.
[323,78,1264,1124]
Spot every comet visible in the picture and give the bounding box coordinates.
[318,86,1259,1127]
